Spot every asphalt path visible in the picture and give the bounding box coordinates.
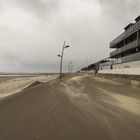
[0,75,140,140]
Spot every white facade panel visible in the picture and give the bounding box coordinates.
[98,60,140,75]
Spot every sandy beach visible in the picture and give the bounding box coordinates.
[0,74,58,99]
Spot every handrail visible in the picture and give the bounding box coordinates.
[110,21,140,48]
[110,40,138,57]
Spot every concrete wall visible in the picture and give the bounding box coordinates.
[98,60,140,75]
[113,60,140,69]
[98,68,140,75]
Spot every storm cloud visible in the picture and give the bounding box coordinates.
[0,0,140,73]
[99,0,140,22]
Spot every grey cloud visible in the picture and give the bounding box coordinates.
[17,0,59,18]
[0,0,140,73]
[18,61,59,73]
[1,0,60,19]
[0,50,19,64]
[99,0,140,22]
[0,0,5,12]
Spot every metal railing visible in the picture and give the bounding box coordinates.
[125,21,140,37]
[110,21,140,48]
[110,40,138,57]
[110,32,125,47]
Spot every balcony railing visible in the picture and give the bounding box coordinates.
[110,32,125,47]
[110,21,140,48]
[125,21,140,37]
[110,40,139,57]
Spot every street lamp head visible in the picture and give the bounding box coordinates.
[57,55,62,57]
[64,45,70,49]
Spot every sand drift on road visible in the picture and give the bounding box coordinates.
[0,75,140,140]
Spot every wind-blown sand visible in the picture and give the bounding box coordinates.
[0,75,140,140]
[0,74,58,99]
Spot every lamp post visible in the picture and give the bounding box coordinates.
[58,41,70,82]
[71,64,73,74]
[68,61,72,75]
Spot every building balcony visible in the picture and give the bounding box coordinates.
[110,21,140,48]
[110,32,125,48]
[125,21,140,37]
[110,40,139,57]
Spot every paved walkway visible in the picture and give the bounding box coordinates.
[0,75,140,140]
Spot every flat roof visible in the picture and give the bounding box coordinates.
[124,23,134,31]
[135,15,140,22]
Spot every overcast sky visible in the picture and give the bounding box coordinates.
[0,0,140,73]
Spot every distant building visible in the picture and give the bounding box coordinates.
[110,16,140,63]
[98,15,140,75]
[81,16,140,75]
